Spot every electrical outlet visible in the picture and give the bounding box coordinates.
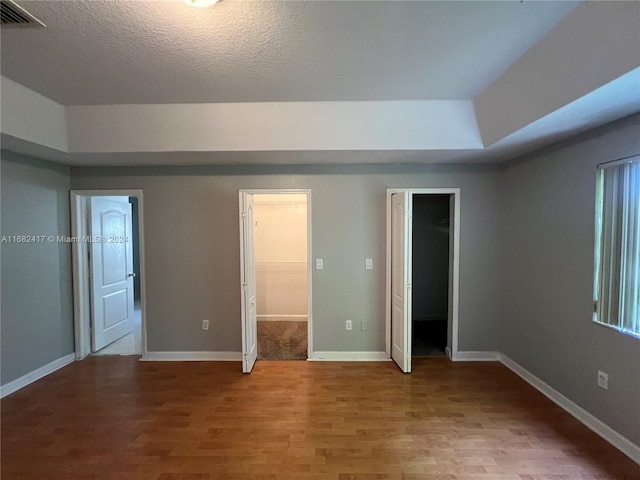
[202,319,209,330]
[365,259,373,270]
[597,370,608,390]
[316,258,323,270]
[345,320,352,331]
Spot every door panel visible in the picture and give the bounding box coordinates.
[391,192,412,373]
[240,192,258,373]
[90,197,135,351]
[103,290,128,328]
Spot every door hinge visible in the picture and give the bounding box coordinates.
[241,210,247,219]
[89,326,94,335]
[242,282,247,289]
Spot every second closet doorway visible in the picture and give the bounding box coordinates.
[253,192,310,361]
[387,188,461,373]
[411,194,450,357]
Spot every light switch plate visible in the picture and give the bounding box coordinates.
[316,258,323,270]
[365,259,373,270]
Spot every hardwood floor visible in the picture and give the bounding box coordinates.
[1,357,638,479]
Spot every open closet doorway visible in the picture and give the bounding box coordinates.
[386,188,460,373]
[412,194,450,357]
[239,190,312,373]
[70,190,147,360]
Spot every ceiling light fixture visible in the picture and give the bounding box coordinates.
[183,0,220,7]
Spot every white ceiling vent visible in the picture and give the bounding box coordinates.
[1,0,45,27]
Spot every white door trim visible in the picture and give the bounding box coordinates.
[238,189,313,359]
[70,190,148,360]
[385,188,461,361]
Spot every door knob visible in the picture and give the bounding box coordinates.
[128,272,136,278]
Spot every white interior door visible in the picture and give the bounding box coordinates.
[90,196,135,351]
[240,192,258,373]
[391,191,412,373]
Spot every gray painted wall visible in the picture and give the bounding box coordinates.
[70,164,503,354]
[1,151,74,384]
[500,114,640,445]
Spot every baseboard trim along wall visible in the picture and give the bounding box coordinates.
[143,351,242,361]
[308,351,390,361]
[500,353,640,465]
[453,351,501,361]
[0,353,75,399]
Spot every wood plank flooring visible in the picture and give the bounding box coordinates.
[1,357,638,479]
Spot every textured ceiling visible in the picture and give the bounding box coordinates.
[0,0,578,105]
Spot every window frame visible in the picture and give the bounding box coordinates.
[593,154,640,339]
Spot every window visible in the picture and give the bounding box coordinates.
[594,155,640,337]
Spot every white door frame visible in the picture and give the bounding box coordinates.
[238,189,313,358]
[70,190,148,360]
[385,188,461,361]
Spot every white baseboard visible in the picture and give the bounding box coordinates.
[0,353,75,398]
[500,354,640,465]
[453,351,500,361]
[142,351,242,361]
[308,351,390,361]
